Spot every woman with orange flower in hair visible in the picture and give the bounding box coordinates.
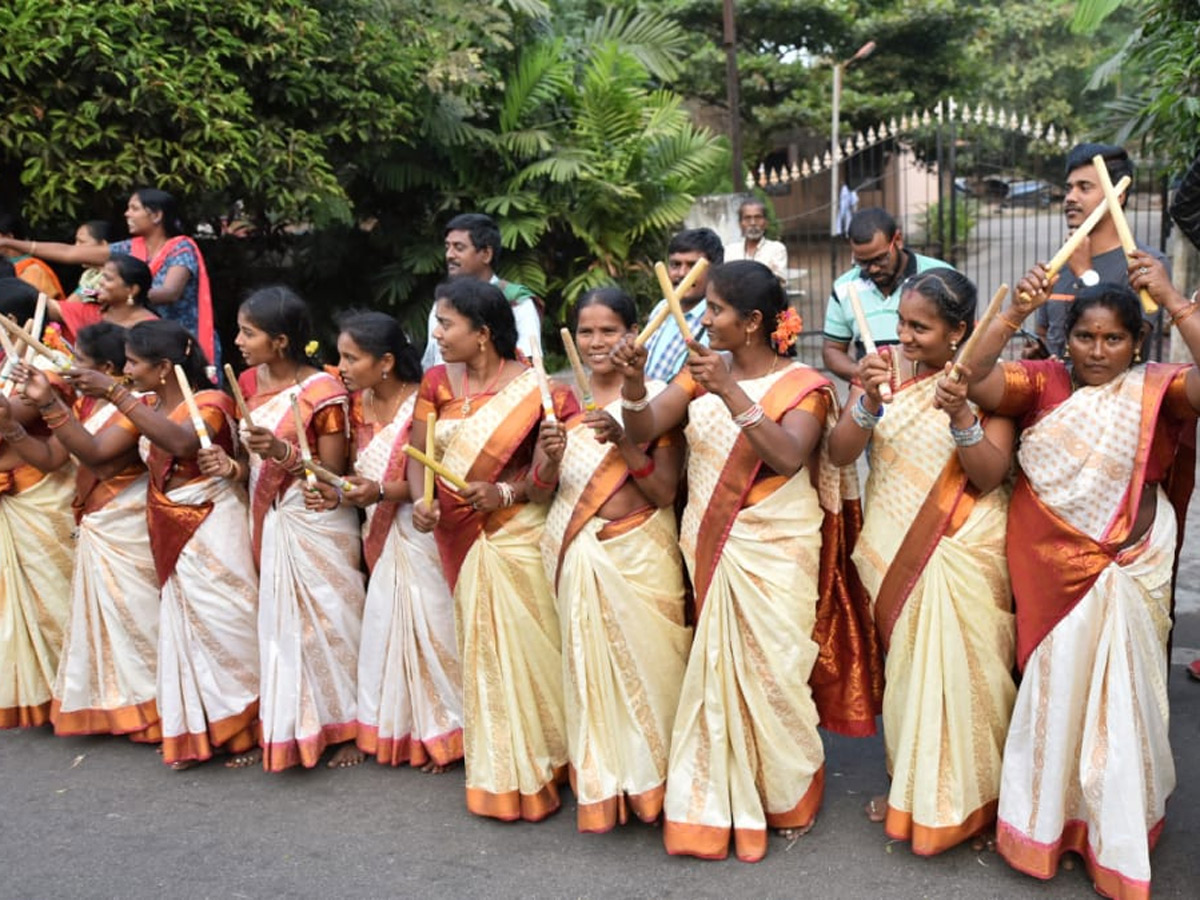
[530,286,691,834]
[3,323,161,743]
[615,260,879,862]
[828,268,1017,855]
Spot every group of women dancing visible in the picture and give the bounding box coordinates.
[1,237,1196,900]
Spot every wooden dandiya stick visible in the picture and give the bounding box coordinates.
[1091,157,1156,314]
[654,261,693,342]
[529,340,557,423]
[559,327,596,411]
[304,458,354,492]
[424,412,436,507]
[0,328,21,396]
[174,364,212,450]
[633,303,671,348]
[30,294,47,349]
[20,318,37,364]
[887,343,901,392]
[949,283,1009,383]
[1044,174,1131,279]
[403,444,469,491]
[223,363,254,427]
[288,394,319,489]
[846,282,893,402]
[0,314,70,368]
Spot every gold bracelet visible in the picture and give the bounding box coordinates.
[997,312,1024,331]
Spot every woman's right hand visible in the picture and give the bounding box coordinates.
[855,351,892,407]
[536,418,567,463]
[0,393,13,428]
[244,424,281,458]
[1014,263,1056,316]
[197,445,231,478]
[412,498,440,532]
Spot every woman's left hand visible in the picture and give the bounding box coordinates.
[459,480,502,513]
[197,445,232,478]
[302,479,339,511]
[341,475,382,508]
[62,367,117,399]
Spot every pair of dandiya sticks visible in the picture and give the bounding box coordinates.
[848,163,1144,400]
[0,292,68,397]
[403,257,713,493]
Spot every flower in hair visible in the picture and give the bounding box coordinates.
[305,340,319,357]
[771,307,803,353]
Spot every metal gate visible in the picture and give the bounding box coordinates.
[745,99,1171,359]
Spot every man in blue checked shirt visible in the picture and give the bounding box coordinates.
[642,228,724,382]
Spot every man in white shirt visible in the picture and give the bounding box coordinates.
[422,213,542,369]
[722,198,788,282]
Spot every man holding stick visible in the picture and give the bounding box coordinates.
[823,208,950,382]
[1033,143,1169,359]
[640,228,723,382]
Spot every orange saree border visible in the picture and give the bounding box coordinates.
[568,763,665,833]
[161,700,260,764]
[356,724,464,768]
[663,766,825,862]
[261,721,358,773]
[996,817,1162,900]
[465,764,568,823]
[885,798,997,856]
[50,697,161,741]
[0,701,51,729]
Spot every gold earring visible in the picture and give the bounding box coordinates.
[1134,347,1142,363]
[127,296,136,306]
[478,340,485,355]
[381,370,389,380]
[160,372,167,385]
[950,339,959,353]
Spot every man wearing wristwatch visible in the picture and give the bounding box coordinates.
[1035,143,1170,359]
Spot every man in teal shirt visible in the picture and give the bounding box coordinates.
[822,207,950,381]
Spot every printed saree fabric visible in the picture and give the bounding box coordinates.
[851,372,1015,855]
[540,388,691,832]
[417,364,579,821]
[994,361,1195,900]
[353,389,463,768]
[246,371,364,771]
[663,362,881,862]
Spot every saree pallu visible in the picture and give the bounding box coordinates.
[0,465,76,728]
[851,374,1015,855]
[354,396,463,767]
[664,363,844,863]
[154,476,259,764]
[51,473,160,739]
[995,364,1194,900]
[555,507,691,832]
[419,366,579,820]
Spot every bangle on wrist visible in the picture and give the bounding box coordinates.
[1,424,28,443]
[620,389,650,412]
[496,481,516,508]
[1170,302,1197,326]
[731,402,765,429]
[628,456,655,479]
[531,463,558,490]
[950,415,985,447]
[376,481,386,504]
[850,394,883,430]
[998,311,1024,331]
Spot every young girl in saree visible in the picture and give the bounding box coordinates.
[3,324,161,741]
[62,320,260,769]
[0,336,79,728]
[223,286,364,771]
[827,268,1017,855]
[965,253,1199,899]
[529,287,690,833]
[408,278,579,822]
[614,260,880,862]
[330,311,463,771]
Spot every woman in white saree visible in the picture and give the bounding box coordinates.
[616,260,880,862]
[966,253,1200,899]
[529,287,690,833]
[827,268,1016,855]
[331,311,463,770]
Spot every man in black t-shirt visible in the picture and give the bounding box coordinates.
[1035,144,1169,358]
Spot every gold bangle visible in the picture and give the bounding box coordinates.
[997,312,1024,331]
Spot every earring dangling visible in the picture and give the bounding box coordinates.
[381,370,389,380]
[127,296,136,306]
[478,340,485,355]
[744,331,751,347]
[950,339,959,353]
[1134,347,1142,363]
[160,372,167,386]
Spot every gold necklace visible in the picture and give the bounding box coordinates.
[367,384,410,424]
[461,361,505,415]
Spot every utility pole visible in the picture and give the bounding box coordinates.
[723,0,742,189]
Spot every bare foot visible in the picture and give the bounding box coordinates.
[971,828,997,852]
[224,747,263,769]
[420,760,450,774]
[169,759,201,771]
[327,743,365,769]
[776,820,816,841]
[864,795,887,823]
